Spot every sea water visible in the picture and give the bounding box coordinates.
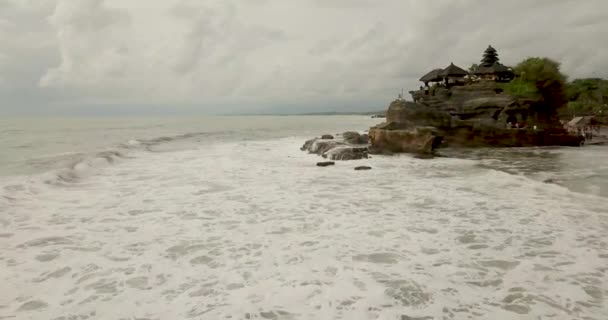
[1,116,607,319]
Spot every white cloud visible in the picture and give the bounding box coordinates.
[0,0,607,114]
[39,0,132,89]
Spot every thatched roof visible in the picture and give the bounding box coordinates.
[419,68,443,82]
[474,62,513,75]
[439,63,469,77]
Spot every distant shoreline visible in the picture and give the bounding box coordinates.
[232,111,386,116]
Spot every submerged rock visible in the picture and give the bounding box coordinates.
[354,166,372,171]
[316,161,335,167]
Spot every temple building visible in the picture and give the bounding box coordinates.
[473,45,515,82]
[418,45,514,87]
[419,63,468,88]
[439,63,469,86]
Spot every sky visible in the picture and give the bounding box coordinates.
[1,0,607,116]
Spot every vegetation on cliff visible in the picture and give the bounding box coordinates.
[511,57,567,107]
[498,57,606,117]
[565,78,608,116]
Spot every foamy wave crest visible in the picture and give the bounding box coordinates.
[27,131,229,186]
[46,151,127,185]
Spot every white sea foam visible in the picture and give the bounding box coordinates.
[1,137,608,320]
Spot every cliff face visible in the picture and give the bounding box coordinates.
[369,126,442,155]
[371,82,583,152]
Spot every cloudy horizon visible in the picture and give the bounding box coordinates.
[1,0,607,116]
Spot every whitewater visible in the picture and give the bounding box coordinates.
[1,116,607,320]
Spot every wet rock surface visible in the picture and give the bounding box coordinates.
[302,132,370,161]
[373,83,585,152]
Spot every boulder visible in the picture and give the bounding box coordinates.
[321,134,334,139]
[354,166,372,171]
[316,161,335,167]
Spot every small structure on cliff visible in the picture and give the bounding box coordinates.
[439,63,469,87]
[473,46,514,82]
[419,63,469,88]
[419,69,443,87]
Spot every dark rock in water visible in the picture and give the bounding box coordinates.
[354,166,372,171]
[321,134,334,140]
[324,146,369,160]
[301,135,370,161]
[543,178,560,184]
[316,161,335,167]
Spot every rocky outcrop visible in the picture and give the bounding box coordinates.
[386,100,451,128]
[301,132,369,161]
[368,99,445,155]
[369,125,443,155]
[391,82,585,148]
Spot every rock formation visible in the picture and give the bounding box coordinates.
[369,81,583,154]
[368,100,445,155]
[301,133,369,161]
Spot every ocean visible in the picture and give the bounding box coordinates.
[1,116,607,319]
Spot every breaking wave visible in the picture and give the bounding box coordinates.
[12,131,238,187]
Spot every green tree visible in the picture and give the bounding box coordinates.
[514,57,567,109]
[501,79,539,98]
[565,78,608,115]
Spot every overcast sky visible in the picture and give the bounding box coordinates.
[1,0,607,115]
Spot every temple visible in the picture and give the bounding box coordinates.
[418,45,514,90]
[367,45,586,152]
